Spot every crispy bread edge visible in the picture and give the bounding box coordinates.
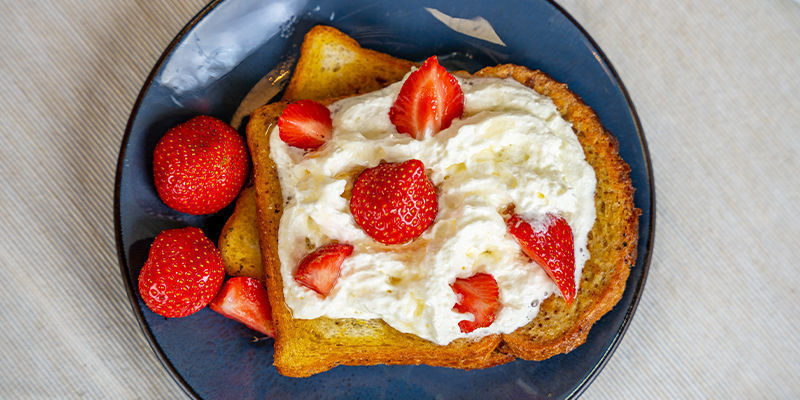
[475,65,639,360]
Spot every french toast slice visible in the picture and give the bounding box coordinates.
[230,26,513,376]
[247,98,512,378]
[238,26,637,377]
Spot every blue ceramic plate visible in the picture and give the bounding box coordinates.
[115,0,654,398]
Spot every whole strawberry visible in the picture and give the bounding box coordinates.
[350,159,437,245]
[153,115,248,215]
[138,227,225,318]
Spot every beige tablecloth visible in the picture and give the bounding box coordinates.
[1,1,798,398]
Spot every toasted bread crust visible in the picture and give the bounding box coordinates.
[474,66,639,360]
[241,26,638,377]
[283,25,415,102]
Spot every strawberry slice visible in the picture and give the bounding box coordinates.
[277,99,333,150]
[349,159,438,245]
[209,277,274,337]
[506,213,576,304]
[389,56,464,139]
[451,273,501,333]
[294,243,354,296]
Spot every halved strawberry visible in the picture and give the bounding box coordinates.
[209,277,274,337]
[506,213,576,304]
[389,56,464,139]
[277,99,333,150]
[451,273,501,333]
[294,243,354,296]
[349,159,438,245]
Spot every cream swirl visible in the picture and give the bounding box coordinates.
[268,73,596,345]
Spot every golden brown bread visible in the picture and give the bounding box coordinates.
[237,25,638,377]
[246,98,512,377]
[282,25,416,102]
[218,185,264,282]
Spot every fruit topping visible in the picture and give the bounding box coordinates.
[506,213,576,304]
[451,273,501,333]
[349,159,438,244]
[277,99,333,150]
[294,243,354,296]
[209,277,274,337]
[153,115,248,215]
[138,227,225,318]
[389,56,464,139]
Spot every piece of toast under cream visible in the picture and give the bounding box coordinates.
[235,25,638,377]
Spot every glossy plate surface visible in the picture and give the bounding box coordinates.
[115,0,654,398]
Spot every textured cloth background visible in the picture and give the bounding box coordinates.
[0,0,798,398]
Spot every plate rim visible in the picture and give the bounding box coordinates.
[114,1,224,398]
[113,0,655,398]
[543,0,656,397]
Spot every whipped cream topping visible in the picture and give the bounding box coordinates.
[268,73,596,345]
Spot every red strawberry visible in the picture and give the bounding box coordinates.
[451,273,501,333]
[153,115,248,215]
[389,56,464,139]
[506,213,576,304]
[209,277,274,337]
[138,227,225,318]
[349,159,438,245]
[294,243,354,296]
[277,100,333,150]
